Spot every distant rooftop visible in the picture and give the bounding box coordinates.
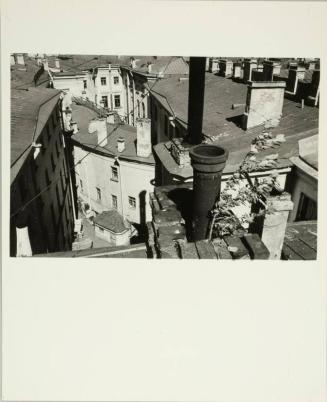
[11,55,49,89]
[11,87,61,183]
[152,73,319,176]
[94,210,130,233]
[71,103,155,165]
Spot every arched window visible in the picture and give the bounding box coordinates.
[142,102,146,118]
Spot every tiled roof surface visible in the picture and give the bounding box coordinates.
[11,87,61,182]
[71,103,155,165]
[282,221,317,260]
[11,56,49,89]
[94,210,130,233]
[151,73,319,174]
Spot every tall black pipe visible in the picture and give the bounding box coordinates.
[190,144,229,241]
[187,57,206,145]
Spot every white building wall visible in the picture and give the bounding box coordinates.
[74,145,155,224]
[53,76,86,98]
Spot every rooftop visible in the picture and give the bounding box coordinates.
[152,73,319,176]
[11,87,62,183]
[11,55,49,89]
[94,210,130,233]
[70,103,155,165]
[282,221,317,260]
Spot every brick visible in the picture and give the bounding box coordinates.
[212,238,233,259]
[223,235,250,259]
[242,233,270,259]
[153,209,182,226]
[195,240,217,259]
[177,240,199,259]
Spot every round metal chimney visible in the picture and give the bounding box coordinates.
[189,144,229,241]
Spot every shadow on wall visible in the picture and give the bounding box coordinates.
[166,186,193,241]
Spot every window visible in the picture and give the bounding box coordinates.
[96,187,101,201]
[137,100,140,117]
[142,102,146,118]
[83,80,87,89]
[296,193,317,221]
[79,179,83,192]
[101,77,107,86]
[101,95,108,108]
[128,196,136,209]
[113,76,119,85]
[114,95,121,108]
[111,166,118,181]
[164,115,168,136]
[112,195,118,209]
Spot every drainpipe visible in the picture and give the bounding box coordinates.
[187,57,206,145]
[189,144,228,241]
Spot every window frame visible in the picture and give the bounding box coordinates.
[96,187,102,201]
[114,94,121,108]
[111,194,118,210]
[111,166,119,182]
[100,77,107,86]
[113,76,119,85]
[128,196,136,209]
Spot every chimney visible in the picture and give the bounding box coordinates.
[189,144,229,241]
[242,81,286,130]
[10,54,15,65]
[55,58,60,69]
[117,137,125,153]
[71,121,78,134]
[15,209,32,257]
[96,118,108,146]
[36,55,43,66]
[130,57,136,69]
[88,119,97,133]
[243,58,257,82]
[108,62,112,71]
[209,58,219,73]
[136,118,151,158]
[16,226,32,257]
[16,53,25,65]
[82,90,87,100]
[187,57,206,145]
[263,60,281,81]
[285,64,306,94]
[106,112,115,124]
[42,58,49,71]
[147,62,152,74]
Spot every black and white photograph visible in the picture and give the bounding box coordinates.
[2,1,327,402]
[10,54,319,259]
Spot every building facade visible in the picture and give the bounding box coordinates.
[69,103,155,234]
[10,88,76,256]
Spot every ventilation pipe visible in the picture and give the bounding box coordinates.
[189,144,229,241]
[187,57,206,144]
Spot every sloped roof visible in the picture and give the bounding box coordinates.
[70,103,155,165]
[11,56,49,89]
[94,210,130,233]
[11,87,61,183]
[151,72,319,176]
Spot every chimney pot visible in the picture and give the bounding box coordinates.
[190,144,229,241]
[117,137,126,153]
[55,58,60,69]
